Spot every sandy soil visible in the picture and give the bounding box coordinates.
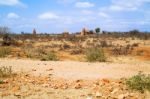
[0,59,150,99]
[0,59,150,80]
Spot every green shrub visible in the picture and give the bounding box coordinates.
[0,80,4,84]
[126,73,150,93]
[0,66,12,78]
[85,47,106,62]
[41,52,58,61]
[0,47,11,58]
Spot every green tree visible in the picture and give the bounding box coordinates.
[95,27,100,34]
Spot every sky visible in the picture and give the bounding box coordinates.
[0,0,150,33]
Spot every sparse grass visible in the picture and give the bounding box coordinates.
[126,73,150,93]
[0,47,11,58]
[0,66,13,78]
[85,47,106,62]
[40,52,59,61]
[23,47,59,61]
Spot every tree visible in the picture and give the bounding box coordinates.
[33,28,37,35]
[129,29,139,37]
[0,26,12,46]
[89,30,94,34]
[95,27,100,34]
[0,26,10,34]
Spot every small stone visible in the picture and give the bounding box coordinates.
[111,89,119,94]
[14,92,21,98]
[95,92,102,98]
[47,91,55,94]
[86,96,92,99]
[74,83,82,89]
[46,69,53,71]
[118,94,125,99]
[11,86,20,92]
[101,79,110,84]
[42,84,49,88]
[32,69,36,71]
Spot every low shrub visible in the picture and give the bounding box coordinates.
[0,47,11,58]
[2,33,12,46]
[126,73,150,93]
[112,45,132,56]
[0,66,13,78]
[100,40,108,47]
[85,47,106,62]
[40,52,59,61]
[0,80,4,84]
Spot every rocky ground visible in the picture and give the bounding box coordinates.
[0,59,150,99]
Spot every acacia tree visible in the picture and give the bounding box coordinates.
[0,26,12,46]
[95,27,100,34]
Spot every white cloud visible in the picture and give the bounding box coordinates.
[0,0,26,7]
[38,12,59,20]
[100,0,150,12]
[98,12,109,18]
[109,5,137,11]
[75,2,94,8]
[7,12,20,19]
[57,0,78,4]
[81,10,93,15]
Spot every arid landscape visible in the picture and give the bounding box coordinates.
[0,28,150,99]
[0,0,150,98]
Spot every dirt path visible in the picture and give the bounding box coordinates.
[0,59,150,80]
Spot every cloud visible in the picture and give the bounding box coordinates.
[98,12,109,18]
[0,0,26,7]
[38,12,59,20]
[7,12,20,19]
[57,0,78,4]
[75,2,95,8]
[100,0,150,12]
[81,10,93,15]
[113,0,150,11]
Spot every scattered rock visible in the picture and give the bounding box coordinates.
[95,92,102,98]
[14,92,21,98]
[74,83,82,89]
[118,94,125,99]
[86,96,92,99]
[42,84,50,88]
[111,88,119,94]
[46,68,53,71]
[32,69,36,71]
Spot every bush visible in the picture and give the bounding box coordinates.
[0,47,11,58]
[100,41,108,47]
[0,80,4,84]
[126,73,150,93]
[40,52,59,61]
[2,33,12,46]
[112,45,132,56]
[0,66,13,78]
[85,47,106,62]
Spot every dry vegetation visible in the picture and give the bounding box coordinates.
[0,31,150,62]
[0,29,150,98]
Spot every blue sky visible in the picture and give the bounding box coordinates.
[0,0,150,33]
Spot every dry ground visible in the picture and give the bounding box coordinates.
[0,59,150,99]
[0,59,150,80]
